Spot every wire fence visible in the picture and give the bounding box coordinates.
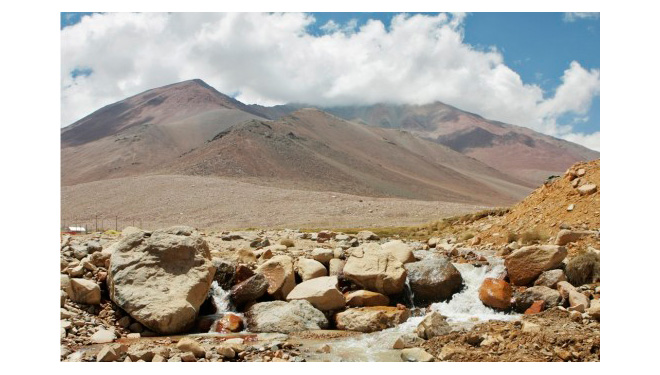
[60,215,147,234]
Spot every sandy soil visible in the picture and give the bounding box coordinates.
[61,175,490,231]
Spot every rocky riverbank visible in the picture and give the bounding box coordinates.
[60,220,599,362]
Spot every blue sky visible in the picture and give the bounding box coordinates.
[61,12,600,149]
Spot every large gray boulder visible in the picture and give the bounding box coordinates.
[245,300,328,333]
[404,258,463,304]
[108,226,215,335]
[343,251,407,295]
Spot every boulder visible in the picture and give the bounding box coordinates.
[328,259,345,276]
[212,258,236,290]
[345,290,390,307]
[415,311,451,339]
[229,273,268,308]
[245,300,328,333]
[478,278,512,310]
[311,248,334,265]
[256,255,296,300]
[211,313,244,333]
[69,278,101,305]
[234,264,255,283]
[380,240,416,264]
[343,252,407,295]
[401,348,435,362]
[505,245,567,285]
[515,286,561,312]
[296,258,327,281]
[555,230,594,246]
[404,258,463,303]
[236,249,257,264]
[107,226,215,335]
[335,306,409,333]
[534,269,567,288]
[285,276,345,311]
[97,345,120,362]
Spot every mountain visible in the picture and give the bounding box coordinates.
[61,79,596,206]
[250,102,599,185]
[167,108,532,204]
[61,80,267,185]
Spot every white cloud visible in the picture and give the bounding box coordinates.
[61,12,600,150]
[563,12,600,22]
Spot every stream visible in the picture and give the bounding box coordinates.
[203,252,520,362]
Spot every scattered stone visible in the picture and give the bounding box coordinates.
[524,300,545,314]
[96,345,119,362]
[69,278,101,305]
[211,313,244,333]
[568,290,590,312]
[286,276,345,311]
[505,245,567,285]
[555,229,595,246]
[577,184,597,196]
[401,348,434,362]
[90,329,116,344]
[567,204,575,211]
[217,345,236,358]
[107,226,215,334]
[176,338,206,358]
[478,278,512,310]
[516,286,561,312]
[586,299,600,321]
[393,333,426,349]
[404,258,462,303]
[522,321,541,333]
[356,231,379,241]
[416,311,451,339]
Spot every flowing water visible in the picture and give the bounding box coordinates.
[204,281,244,333]
[300,253,521,362]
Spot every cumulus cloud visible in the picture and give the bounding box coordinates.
[61,12,600,150]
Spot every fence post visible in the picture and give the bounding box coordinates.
[115,216,118,231]
[95,215,98,233]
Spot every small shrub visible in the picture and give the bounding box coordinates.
[460,232,475,241]
[565,251,600,286]
[279,238,295,248]
[506,232,519,243]
[520,230,548,245]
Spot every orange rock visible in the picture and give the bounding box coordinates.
[212,313,244,333]
[524,300,545,314]
[478,278,512,310]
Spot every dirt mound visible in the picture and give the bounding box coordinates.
[474,160,599,245]
[422,308,600,362]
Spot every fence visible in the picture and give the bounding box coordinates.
[60,215,147,234]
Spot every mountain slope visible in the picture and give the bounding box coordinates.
[168,109,531,205]
[318,103,599,184]
[61,80,267,185]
